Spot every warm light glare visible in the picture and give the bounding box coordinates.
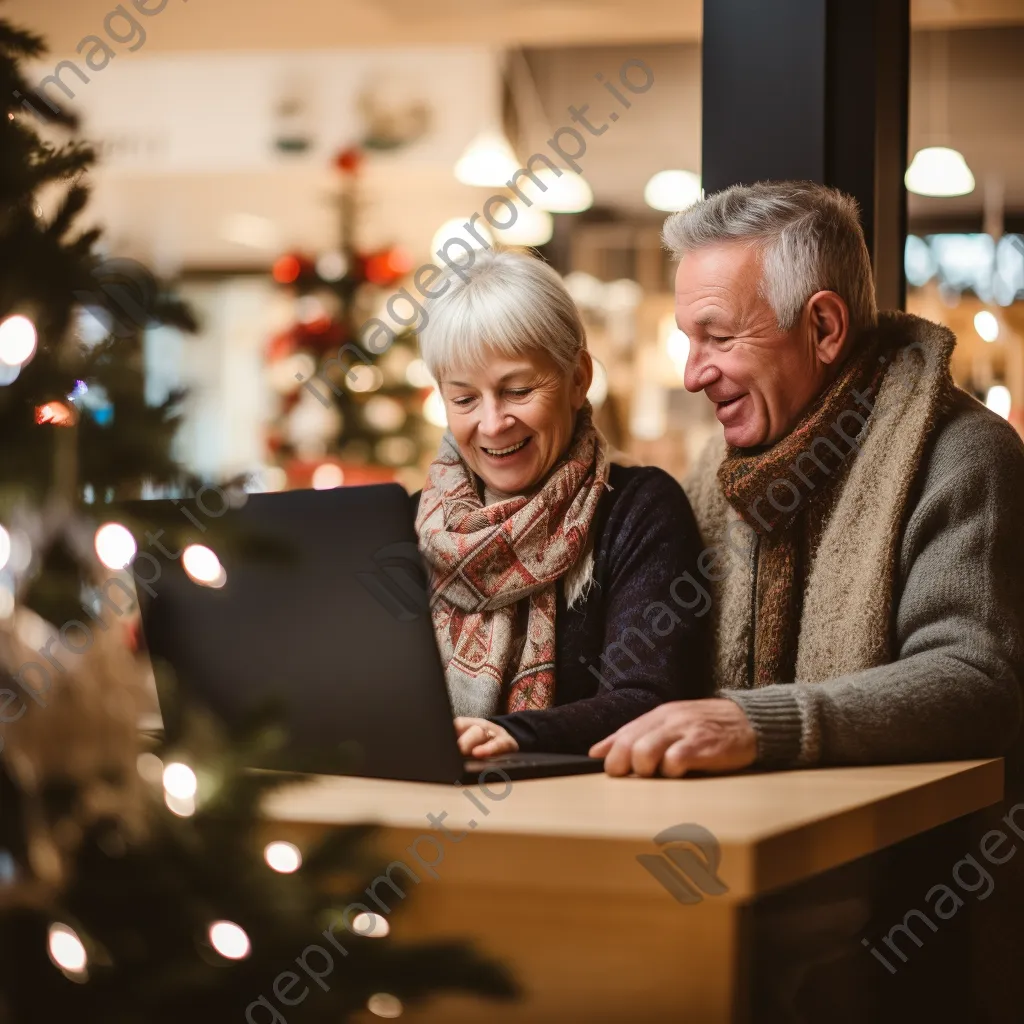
[351,912,390,937]
[493,205,553,247]
[587,359,608,407]
[974,310,999,343]
[666,329,691,376]
[209,921,251,960]
[94,522,137,570]
[905,147,975,198]
[644,170,702,212]
[48,924,87,974]
[423,389,448,428]
[986,385,1012,420]
[431,218,493,259]
[454,130,520,187]
[0,524,10,572]
[525,168,594,213]
[367,993,403,1018]
[312,463,345,490]
[405,358,434,388]
[182,544,226,588]
[163,762,197,799]
[264,841,302,874]
[0,314,38,366]
[346,364,383,393]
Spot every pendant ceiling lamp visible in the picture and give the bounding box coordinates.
[454,130,521,188]
[906,32,974,198]
[644,169,702,212]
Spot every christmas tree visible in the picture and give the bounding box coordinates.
[264,141,439,491]
[0,12,515,1021]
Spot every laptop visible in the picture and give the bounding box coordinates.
[134,484,605,783]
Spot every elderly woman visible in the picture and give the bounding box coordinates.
[412,248,710,760]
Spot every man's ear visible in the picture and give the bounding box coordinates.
[571,349,594,409]
[806,290,850,366]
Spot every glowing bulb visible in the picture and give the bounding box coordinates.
[454,131,520,187]
[209,921,251,960]
[493,206,553,247]
[905,147,975,198]
[367,993,403,1018]
[986,385,1011,420]
[316,251,347,282]
[644,170,702,212]
[431,218,493,260]
[94,522,137,570]
[312,463,345,490]
[351,912,390,937]
[974,310,999,343]
[264,841,302,873]
[0,524,10,571]
[182,544,226,588]
[48,923,87,974]
[163,761,197,799]
[423,389,448,428]
[0,315,38,366]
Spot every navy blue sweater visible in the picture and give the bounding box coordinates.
[412,463,712,754]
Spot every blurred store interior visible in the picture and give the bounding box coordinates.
[7,0,1024,492]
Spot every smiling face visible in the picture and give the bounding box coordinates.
[675,242,835,448]
[439,347,592,497]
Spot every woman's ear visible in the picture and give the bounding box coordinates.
[806,291,850,366]
[571,350,594,409]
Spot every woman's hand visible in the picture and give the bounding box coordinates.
[454,717,519,759]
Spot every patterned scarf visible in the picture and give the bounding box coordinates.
[415,403,609,718]
[717,334,890,687]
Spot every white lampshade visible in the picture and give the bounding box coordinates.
[454,131,521,187]
[526,168,594,213]
[494,206,553,247]
[431,217,494,259]
[905,147,975,198]
[644,170,702,212]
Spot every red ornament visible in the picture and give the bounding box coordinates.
[364,247,413,286]
[272,253,315,285]
[334,147,363,174]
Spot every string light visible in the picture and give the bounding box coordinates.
[48,923,88,976]
[163,762,197,800]
[974,310,999,343]
[311,464,344,490]
[367,993,403,1018]
[0,314,37,366]
[94,522,138,570]
[264,841,302,874]
[0,524,10,572]
[351,912,390,937]
[986,385,1011,420]
[208,921,251,960]
[182,544,226,588]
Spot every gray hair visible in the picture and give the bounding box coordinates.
[416,248,586,381]
[662,181,878,336]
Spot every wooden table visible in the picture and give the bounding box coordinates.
[262,759,1003,1023]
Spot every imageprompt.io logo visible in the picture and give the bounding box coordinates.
[356,541,429,622]
[637,823,729,905]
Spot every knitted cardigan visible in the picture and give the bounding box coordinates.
[685,313,1024,771]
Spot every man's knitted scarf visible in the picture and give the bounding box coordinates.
[714,314,957,688]
[415,403,609,719]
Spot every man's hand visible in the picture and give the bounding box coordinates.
[588,699,757,777]
[455,717,519,759]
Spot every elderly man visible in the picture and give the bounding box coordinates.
[590,180,1024,780]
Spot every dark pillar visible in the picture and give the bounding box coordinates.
[701,0,910,310]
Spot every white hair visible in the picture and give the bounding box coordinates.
[416,248,586,381]
[662,181,878,336]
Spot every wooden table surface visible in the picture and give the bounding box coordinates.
[263,759,1003,899]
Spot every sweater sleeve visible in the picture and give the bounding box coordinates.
[722,409,1024,769]
[491,468,713,755]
